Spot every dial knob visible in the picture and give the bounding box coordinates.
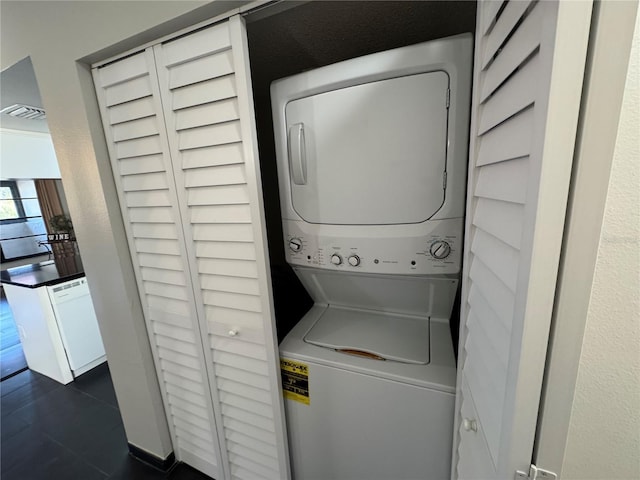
[348,255,360,267]
[331,254,343,265]
[430,241,451,259]
[289,238,302,252]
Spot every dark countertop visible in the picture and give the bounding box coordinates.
[1,255,85,289]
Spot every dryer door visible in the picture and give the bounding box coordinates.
[285,71,449,225]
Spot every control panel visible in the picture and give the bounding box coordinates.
[283,218,463,275]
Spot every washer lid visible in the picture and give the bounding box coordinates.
[303,306,430,364]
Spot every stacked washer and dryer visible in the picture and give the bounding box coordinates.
[271,34,472,480]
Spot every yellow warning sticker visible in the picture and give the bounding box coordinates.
[281,358,309,405]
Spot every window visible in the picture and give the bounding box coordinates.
[0,181,26,223]
[0,180,49,262]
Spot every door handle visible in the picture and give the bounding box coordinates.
[463,417,477,433]
[288,123,307,185]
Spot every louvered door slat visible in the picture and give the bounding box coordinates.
[196,241,257,261]
[112,116,159,142]
[481,0,533,69]
[121,172,168,192]
[144,281,189,301]
[223,417,279,447]
[467,290,511,368]
[455,0,592,477]
[188,184,249,206]
[169,50,235,89]
[473,197,524,248]
[475,157,529,204]
[217,378,273,406]
[141,266,186,285]
[176,98,240,130]
[469,257,515,328]
[476,107,533,166]
[174,417,216,444]
[172,404,212,429]
[201,275,260,296]
[109,96,156,124]
[93,49,222,479]
[471,229,520,291]
[480,3,543,102]
[478,53,540,134]
[135,238,181,255]
[182,142,244,169]
[153,16,290,480]
[179,122,243,151]
[481,0,505,36]
[126,189,171,208]
[105,75,153,107]
[190,204,252,224]
[99,53,149,88]
[231,458,277,480]
[206,309,264,332]
[212,336,268,361]
[119,154,165,175]
[162,22,231,67]
[167,394,209,419]
[172,76,238,110]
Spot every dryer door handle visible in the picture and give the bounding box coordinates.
[288,123,307,185]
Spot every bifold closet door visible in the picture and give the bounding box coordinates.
[453,1,592,478]
[152,16,290,480]
[93,50,223,477]
[93,15,290,480]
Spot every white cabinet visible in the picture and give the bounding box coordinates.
[3,276,106,384]
[93,15,289,480]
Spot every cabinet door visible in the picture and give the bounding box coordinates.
[153,16,290,480]
[453,1,592,478]
[93,50,223,478]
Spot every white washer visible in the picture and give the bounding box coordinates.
[279,268,458,480]
[271,34,472,480]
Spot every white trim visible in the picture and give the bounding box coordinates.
[499,1,593,474]
[535,0,639,474]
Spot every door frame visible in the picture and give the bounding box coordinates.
[534,0,639,475]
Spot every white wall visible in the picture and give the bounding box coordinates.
[0,129,60,179]
[561,7,640,479]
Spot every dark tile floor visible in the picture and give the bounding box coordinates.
[0,294,28,380]
[1,364,212,480]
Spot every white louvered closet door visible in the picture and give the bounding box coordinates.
[152,15,289,480]
[93,51,223,477]
[453,1,592,479]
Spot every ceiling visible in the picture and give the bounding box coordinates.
[0,57,49,133]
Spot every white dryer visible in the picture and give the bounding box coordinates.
[272,34,472,480]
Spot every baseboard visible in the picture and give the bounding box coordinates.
[128,443,176,472]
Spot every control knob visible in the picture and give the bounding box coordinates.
[331,254,343,265]
[430,241,452,260]
[289,238,303,253]
[348,255,361,267]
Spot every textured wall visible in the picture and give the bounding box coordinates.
[562,7,640,479]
